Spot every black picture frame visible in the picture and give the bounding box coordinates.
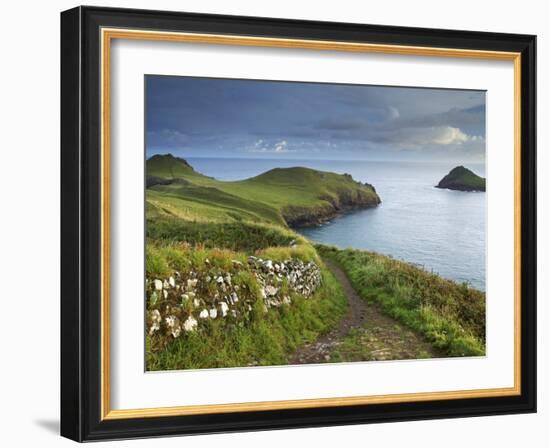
[61,5,536,442]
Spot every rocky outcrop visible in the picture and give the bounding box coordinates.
[146,257,322,350]
[436,166,486,192]
[284,190,381,227]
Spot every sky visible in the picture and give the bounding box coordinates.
[146,75,486,163]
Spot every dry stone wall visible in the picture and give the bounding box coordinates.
[146,256,322,349]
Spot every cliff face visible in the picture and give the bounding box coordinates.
[284,188,381,227]
[436,166,486,192]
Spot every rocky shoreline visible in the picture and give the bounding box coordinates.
[283,190,381,228]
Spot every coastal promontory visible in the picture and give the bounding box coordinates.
[146,154,381,228]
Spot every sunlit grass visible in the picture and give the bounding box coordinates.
[145,242,347,370]
[317,245,485,357]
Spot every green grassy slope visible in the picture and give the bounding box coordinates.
[147,219,302,253]
[144,154,485,370]
[146,154,380,227]
[146,242,347,370]
[317,245,486,357]
[147,153,203,179]
[436,166,486,192]
[144,155,364,369]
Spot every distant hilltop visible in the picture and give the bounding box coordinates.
[436,166,485,192]
[147,153,196,175]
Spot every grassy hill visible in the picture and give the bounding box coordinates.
[436,166,486,192]
[147,153,202,179]
[146,154,380,228]
[144,154,380,370]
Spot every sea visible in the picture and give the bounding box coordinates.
[187,157,486,290]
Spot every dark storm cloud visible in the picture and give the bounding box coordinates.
[316,117,368,131]
[391,104,485,135]
[146,76,486,162]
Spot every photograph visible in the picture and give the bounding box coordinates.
[144,76,487,371]
[56,5,537,442]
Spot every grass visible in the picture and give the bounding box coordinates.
[144,154,486,370]
[317,245,486,357]
[146,218,302,253]
[145,243,347,370]
[146,154,380,227]
[144,156,355,370]
[148,183,286,225]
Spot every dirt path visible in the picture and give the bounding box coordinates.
[291,259,441,364]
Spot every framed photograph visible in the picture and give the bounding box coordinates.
[60,6,536,441]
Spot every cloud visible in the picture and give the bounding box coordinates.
[317,117,367,131]
[378,126,481,147]
[274,140,288,152]
[388,106,400,119]
[147,129,189,148]
[313,103,484,145]
[249,139,292,154]
[393,104,485,132]
[430,126,470,145]
[324,124,484,152]
[146,75,486,161]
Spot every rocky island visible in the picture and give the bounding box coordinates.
[436,166,485,192]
